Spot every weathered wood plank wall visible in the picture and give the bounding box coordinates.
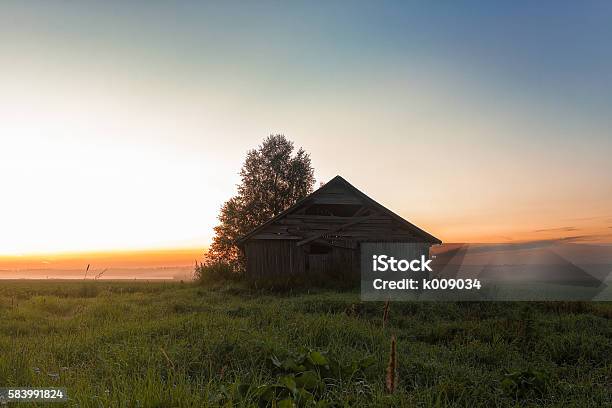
[244,240,305,277]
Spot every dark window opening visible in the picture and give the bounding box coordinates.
[304,204,364,217]
[310,243,332,254]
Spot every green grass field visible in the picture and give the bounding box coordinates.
[0,281,610,407]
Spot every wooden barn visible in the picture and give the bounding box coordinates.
[238,175,441,279]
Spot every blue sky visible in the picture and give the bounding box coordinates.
[1,1,611,254]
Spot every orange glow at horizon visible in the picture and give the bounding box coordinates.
[2,214,611,273]
[0,247,206,271]
[423,216,612,245]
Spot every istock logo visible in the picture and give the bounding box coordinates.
[372,254,433,272]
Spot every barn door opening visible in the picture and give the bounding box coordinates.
[306,243,332,273]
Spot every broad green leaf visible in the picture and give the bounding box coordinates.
[283,359,307,373]
[280,375,297,393]
[296,388,315,404]
[308,351,329,366]
[295,371,322,390]
[256,384,286,402]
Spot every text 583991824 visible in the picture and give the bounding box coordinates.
[0,388,68,402]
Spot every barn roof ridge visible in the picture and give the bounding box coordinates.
[238,175,441,244]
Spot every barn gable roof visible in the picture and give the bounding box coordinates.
[238,175,441,245]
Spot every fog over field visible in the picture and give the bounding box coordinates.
[3,242,610,283]
[0,267,193,281]
[0,247,201,280]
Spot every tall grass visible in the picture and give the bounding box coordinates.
[194,260,239,285]
[0,281,610,407]
[386,335,398,394]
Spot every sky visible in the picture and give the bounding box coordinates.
[1,1,612,268]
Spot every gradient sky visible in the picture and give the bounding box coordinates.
[1,1,612,261]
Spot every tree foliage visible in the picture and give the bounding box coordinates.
[206,135,315,271]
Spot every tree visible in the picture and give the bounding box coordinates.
[206,135,315,271]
